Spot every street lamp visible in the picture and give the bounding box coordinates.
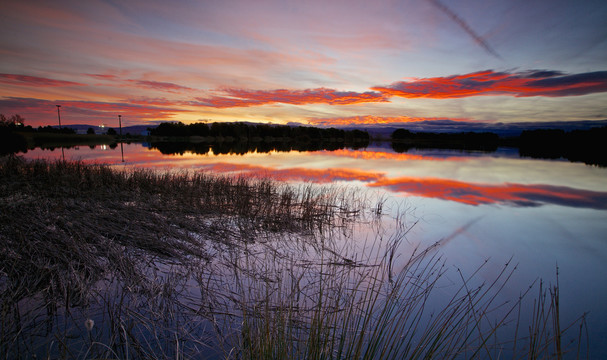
[56,105,62,129]
[118,115,125,163]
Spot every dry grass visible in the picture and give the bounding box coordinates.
[0,156,588,359]
[0,157,364,358]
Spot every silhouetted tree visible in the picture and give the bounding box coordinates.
[190,122,210,136]
[519,127,607,166]
[0,114,26,128]
[149,121,370,144]
[107,128,117,135]
[87,127,95,135]
[36,125,76,134]
[392,129,413,140]
[150,122,190,136]
[0,114,28,155]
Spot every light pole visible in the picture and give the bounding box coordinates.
[56,105,62,129]
[118,115,125,162]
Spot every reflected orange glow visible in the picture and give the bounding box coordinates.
[198,162,386,183]
[370,176,607,209]
[319,149,465,162]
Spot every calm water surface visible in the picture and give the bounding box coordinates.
[22,142,607,356]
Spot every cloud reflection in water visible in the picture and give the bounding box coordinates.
[200,162,607,210]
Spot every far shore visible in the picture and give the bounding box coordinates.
[3,124,606,167]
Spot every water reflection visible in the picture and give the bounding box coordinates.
[370,177,607,209]
[17,142,607,210]
[148,139,368,155]
[9,141,607,357]
[198,162,384,184]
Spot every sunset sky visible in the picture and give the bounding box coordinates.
[1,0,606,128]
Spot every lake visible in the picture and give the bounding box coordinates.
[16,141,607,358]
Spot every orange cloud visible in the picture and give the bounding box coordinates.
[372,70,607,99]
[370,176,607,209]
[0,73,85,87]
[307,115,471,126]
[194,88,389,108]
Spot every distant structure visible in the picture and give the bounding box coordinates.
[55,105,62,129]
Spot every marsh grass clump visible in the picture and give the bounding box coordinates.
[0,156,588,359]
[219,234,587,360]
[0,157,364,358]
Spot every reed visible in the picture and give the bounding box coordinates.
[0,156,587,359]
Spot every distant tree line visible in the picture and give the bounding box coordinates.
[391,129,500,151]
[391,126,607,167]
[0,113,119,155]
[149,121,370,143]
[1,114,77,135]
[518,127,607,166]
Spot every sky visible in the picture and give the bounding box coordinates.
[1,0,606,129]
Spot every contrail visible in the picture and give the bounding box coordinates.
[428,0,502,59]
[403,216,485,269]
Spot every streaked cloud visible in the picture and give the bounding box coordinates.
[85,73,120,81]
[372,70,607,99]
[0,73,85,87]
[427,0,501,59]
[127,80,194,93]
[2,68,606,127]
[307,115,471,126]
[0,97,186,123]
[1,0,606,128]
[194,88,389,108]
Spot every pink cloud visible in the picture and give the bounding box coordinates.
[194,88,389,108]
[84,73,195,93]
[0,73,85,87]
[0,97,187,126]
[127,80,195,93]
[85,73,119,80]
